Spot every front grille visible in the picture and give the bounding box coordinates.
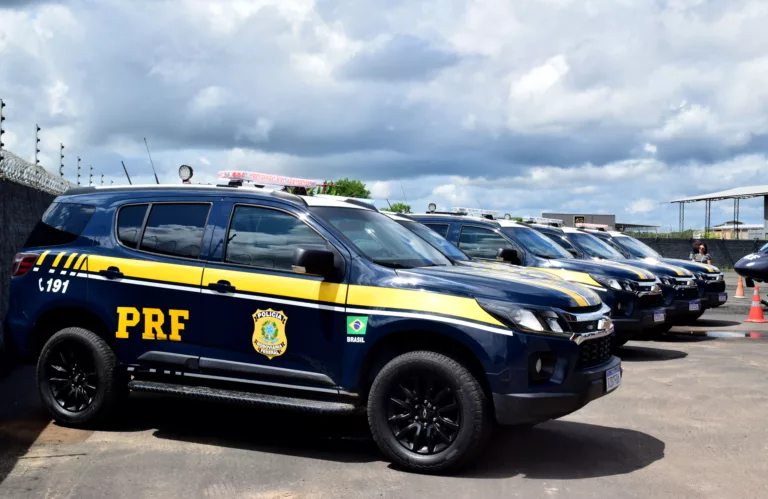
[569,319,602,333]
[577,335,613,369]
[639,293,663,309]
[676,287,700,299]
[706,281,726,293]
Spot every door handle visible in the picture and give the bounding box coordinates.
[99,266,124,279]
[208,280,236,293]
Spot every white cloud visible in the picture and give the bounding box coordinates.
[626,199,657,214]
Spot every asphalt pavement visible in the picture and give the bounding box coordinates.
[1,272,766,498]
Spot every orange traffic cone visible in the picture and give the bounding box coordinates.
[744,286,767,323]
[735,277,745,299]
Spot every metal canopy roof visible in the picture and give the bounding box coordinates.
[670,185,768,203]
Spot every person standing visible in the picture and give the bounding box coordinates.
[691,243,712,265]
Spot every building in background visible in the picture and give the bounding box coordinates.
[710,221,765,240]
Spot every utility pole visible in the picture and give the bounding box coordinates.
[0,99,6,163]
[89,165,93,186]
[60,144,65,176]
[77,156,81,185]
[101,174,104,186]
[35,125,41,165]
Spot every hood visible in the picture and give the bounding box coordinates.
[537,257,657,282]
[658,258,720,275]
[394,265,602,310]
[735,252,768,281]
[459,259,566,281]
[598,258,693,278]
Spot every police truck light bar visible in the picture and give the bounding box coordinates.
[576,222,609,230]
[523,216,564,226]
[451,207,499,217]
[217,170,317,188]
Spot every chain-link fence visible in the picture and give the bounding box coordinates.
[0,149,74,195]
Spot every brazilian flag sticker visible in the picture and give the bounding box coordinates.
[347,316,368,335]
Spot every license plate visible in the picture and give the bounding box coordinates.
[606,366,621,392]
[653,311,665,323]
[689,301,700,311]
[719,293,727,302]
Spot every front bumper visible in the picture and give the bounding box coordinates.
[664,298,704,322]
[612,306,666,338]
[493,355,621,425]
[703,291,727,309]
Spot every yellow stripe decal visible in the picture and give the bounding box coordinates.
[535,268,602,287]
[204,267,348,305]
[36,250,51,266]
[348,286,505,327]
[51,252,67,268]
[88,255,203,286]
[74,254,88,270]
[63,253,79,269]
[653,262,685,276]
[594,260,648,279]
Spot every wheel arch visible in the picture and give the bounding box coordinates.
[28,306,113,358]
[356,329,494,405]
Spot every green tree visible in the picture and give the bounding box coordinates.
[512,217,523,222]
[382,202,411,213]
[319,178,371,199]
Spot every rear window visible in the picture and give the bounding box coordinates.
[117,204,149,249]
[24,202,96,248]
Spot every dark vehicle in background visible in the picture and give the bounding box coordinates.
[735,243,768,305]
[586,230,727,317]
[410,214,667,347]
[530,225,702,333]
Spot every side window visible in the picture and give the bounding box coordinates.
[24,202,96,248]
[458,226,513,260]
[225,205,329,271]
[139,204,210,259]
[117,204,148,249]
[425,223,450,238]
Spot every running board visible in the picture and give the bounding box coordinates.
[128,380,362,415]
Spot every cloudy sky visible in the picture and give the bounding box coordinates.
[2,0,768,230]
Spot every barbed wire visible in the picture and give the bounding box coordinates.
[0,149,74,195]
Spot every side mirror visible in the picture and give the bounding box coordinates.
[496,248,521,265]
[292,248,337,279]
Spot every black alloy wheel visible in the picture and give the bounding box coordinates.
[367,351,491,473]
[387,373,461,455]
[37,327,120,426]
[45,341,98,412]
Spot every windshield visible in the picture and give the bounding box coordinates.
[613,235,661,258]
[760,242,768,254]
[568,232,626,259]
[398,221,470,262]
[502,226,572,259]
[311,207,451,269]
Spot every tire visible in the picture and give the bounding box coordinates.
[612,336,630,348]
[367,351,491,474]
[36,327,120,426]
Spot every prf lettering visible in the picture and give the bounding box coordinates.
[116,307,189,341]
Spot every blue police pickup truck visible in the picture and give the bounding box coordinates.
[410,213,667,346]
[530,225,702,334]
[586,230,728,316]
[7,185,620,473]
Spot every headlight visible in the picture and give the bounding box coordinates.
[658,276,672,286]
[592,275,632,291]
[477,299,567,335]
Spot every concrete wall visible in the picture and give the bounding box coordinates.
[638,237,767,269]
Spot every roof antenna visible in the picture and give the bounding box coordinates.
[474,197,483,210]
[400,183,408,205]
[386,198,393,210]
[121,161,133,185]
[143,137,160,184]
